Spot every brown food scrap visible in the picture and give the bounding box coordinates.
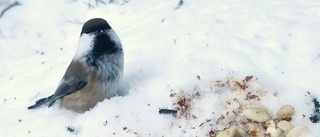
[235,81,246,90]
[216,115,225,124]
[218,115,225,120]
[212,80,225,87]
[264,133,271,137]
[273,91,278,97]
[244,75,253,82]
[196,75,201,80]
[281,117,292,122]
[170,93,177,97]
[235,81,242,87]
[246,95,259,100]
[192,114,197,119]
[249,130,257,137]
[177,99,185,106]
[177,97,191,110]
[208,131,217,137]
[184,102,191,110]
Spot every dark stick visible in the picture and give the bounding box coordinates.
[159,109,177,115]
[0,1,21,18]
[175,0,183,10]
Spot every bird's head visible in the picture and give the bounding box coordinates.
[74,18,122,62]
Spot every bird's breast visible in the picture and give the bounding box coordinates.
[60,82,105,113]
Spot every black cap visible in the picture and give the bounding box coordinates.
[81,18,111,35]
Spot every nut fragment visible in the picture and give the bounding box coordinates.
[265,120,276,128]
[176,109,183,117]
[266,127,284,137]
[222,98,241,110]
[286,126,308,137]
[231,81,246,90]
[243,107,271,122]
[276,105,295,119]
[227,126,246,137]
[216,130,230,137]
[277,121,294,134]
[211,80,225,87]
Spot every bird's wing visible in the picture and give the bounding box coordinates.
[27,76,87,109]
[28,61,88,109]
[47,76,87,107]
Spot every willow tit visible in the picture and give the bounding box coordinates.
[28,18,124,113]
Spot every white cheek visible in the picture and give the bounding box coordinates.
[74,34,95,59]
[106,29,122,48]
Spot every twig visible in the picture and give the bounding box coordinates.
[175,0,183,10]
[85,0,132,8]
[66,19,83,25]
[0,1,21,18]
[84,1,95,9]
[85,0,106,9]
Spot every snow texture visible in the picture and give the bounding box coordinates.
[0,0,320,136]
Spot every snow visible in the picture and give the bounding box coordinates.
[0,0,320,136]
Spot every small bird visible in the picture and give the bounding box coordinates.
[28,18,124,113]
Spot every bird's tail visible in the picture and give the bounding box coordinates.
[27,95,55,109]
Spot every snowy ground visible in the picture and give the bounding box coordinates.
[0,0,320,136]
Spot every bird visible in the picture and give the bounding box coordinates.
[28,18,124,113]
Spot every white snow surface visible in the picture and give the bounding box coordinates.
[0,0,320,136]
